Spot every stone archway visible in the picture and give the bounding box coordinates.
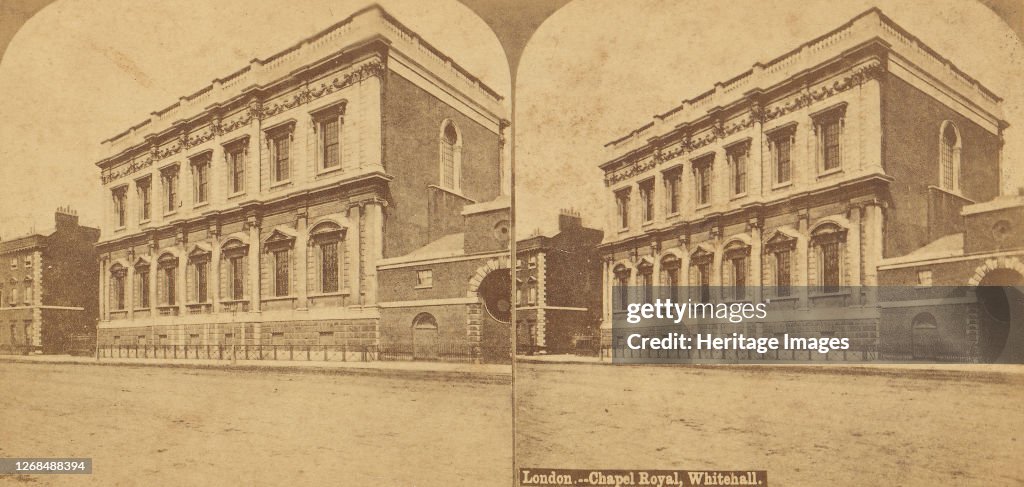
[971,262,1024,363]
[467,256,511,363]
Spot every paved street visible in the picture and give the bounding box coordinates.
[0,361,512,486]
[516,363,1024,486]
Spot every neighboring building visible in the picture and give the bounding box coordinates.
[379,196,512,362]
[596,8,1010,361]
[0,208,99,353]
[93,6,510,358]
[516,210,603,354]
[878,194,1024,363]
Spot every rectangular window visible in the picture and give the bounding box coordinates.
[640,270,653,303]
[665,266,680,303]
[696,164,712,206]
[416,269,433,288]
[229,256,245,300]
[163,171,178,212]
[321,242,339,293]
[321,118,340,169]
[274,249,290,297]
[697,262,710,302]
[273,135,290,183]
[193,161,208,203]
[113,189,127,228]
[195,261,208,303]
[772,133,792,184]
[24,285,32,305]
[732,256,746,300]
[776,250,791,297]
[164,267,176,306]
[228,147,246,194]
[137,268,149,308]
[728,145,747,195]
[820,241,840,293]
[917,270,933,287]
[615,189,630,230]
[138,179,151,221]
[639,179,655,223]
[113,273,125,310]
[820,117,842,171]
[664,169,681,215]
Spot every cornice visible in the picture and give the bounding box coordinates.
[602,60,884,187]
[99,60,385,185]
[599,173,893,252]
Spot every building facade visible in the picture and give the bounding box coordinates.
[516,210,603,354]
[94,6,509,356]
[0,208,99,353]
[597,8,1009,360]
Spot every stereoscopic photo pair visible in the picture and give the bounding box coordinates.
[0,0,1021,485]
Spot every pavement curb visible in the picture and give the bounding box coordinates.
[0,356,512,385]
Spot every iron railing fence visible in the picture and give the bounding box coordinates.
[94,342,512,364]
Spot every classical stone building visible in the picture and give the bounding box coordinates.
[597,8,1008,359]
[516,210,603,354]
[94,6,509,356]
[0,208,99,353]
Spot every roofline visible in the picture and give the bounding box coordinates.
[603,7,1005,149]
[99,4,503,148]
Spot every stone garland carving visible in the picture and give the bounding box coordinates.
[603,60,884,187]
[101,60,385,185]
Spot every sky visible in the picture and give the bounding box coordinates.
[0,0,509,239]
[514,0,1024,238]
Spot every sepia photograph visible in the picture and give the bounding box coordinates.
[1,0,1023,485]
[513,0,1024,485]
[0,0,512,485]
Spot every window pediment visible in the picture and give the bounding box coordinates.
[764,230,798,252]
[157,253,179,267]
[263,119,296,139]
[188,243,212,260]
[811,223,848,244]
[310,101,347,121]
[188,150,213,166]
[264,226,298,249]
[690,246,714,264]
[309,221,345,241]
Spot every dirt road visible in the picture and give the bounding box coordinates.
[0,361,512,486]
[515,363,1024,486]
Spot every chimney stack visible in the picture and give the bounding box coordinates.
[55,206,79,229]
[558,208,582,231]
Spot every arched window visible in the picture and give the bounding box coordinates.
[134,258,150,309]
[764,230,797,298]
[157,253,179,308]
[940,122,961,191]
[613,264,631,311]
[440,121,462,191]
[811,223,848,293]
[660,254,681,302]
[637,260,654,303]
[309,221,345,295]
[723,241,751,301]
[689,248,714,302]
[110,264,127,311]
[221,239,248,302]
